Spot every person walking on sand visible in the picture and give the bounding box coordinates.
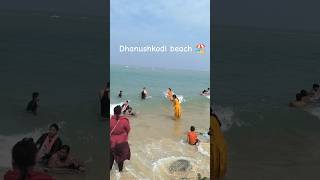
[4,138,55,180]
[110,105,131,172]
[171,94,182,119]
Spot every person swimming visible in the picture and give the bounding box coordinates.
[300,89,310,103]
[141,87,147,100]
[289,93,307,107]
[26,92,39,115]
[118,91,123,98]
[48,145,85,171]
[309,83,320,101]
[172,94,182,119]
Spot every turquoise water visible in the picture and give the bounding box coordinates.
[0,11,107,180]
[110,64,210,179]
[110,64,209,113]
[214,26,320,179]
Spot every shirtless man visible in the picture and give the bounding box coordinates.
[48,145,85,171]
[289,93,306,107]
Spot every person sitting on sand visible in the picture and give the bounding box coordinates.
[289,93,306,108]
[187,126,199,145]
[36,124,62,165]
[26,92,39,115]
[4,138,55,180]
[141,87,148,100]
[172,95,182,119]
[48,145,85,171]
[118,90,123,98]
[167,88,174,101]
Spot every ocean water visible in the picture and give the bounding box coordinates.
[110,64,210,179]
[213,26,320,179]
[0,11,108,179]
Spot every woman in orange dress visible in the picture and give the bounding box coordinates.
[172,94,182,119]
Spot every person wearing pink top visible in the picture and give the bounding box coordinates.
[110,105,131,172]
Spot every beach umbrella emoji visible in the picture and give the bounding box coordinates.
[196,43,205,54]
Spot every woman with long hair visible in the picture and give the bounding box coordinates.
[172,94,182,119]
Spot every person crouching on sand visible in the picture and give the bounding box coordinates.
[110,105,131,172]
[48,145,85,171]
[172,94,182,119]
[289,93,306,108]
[4,138,55,180]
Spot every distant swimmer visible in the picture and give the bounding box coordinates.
[48,145,85,172]
[167,88,174,101]
[26,92,39,115]
[187,126,200,145]
[172,94,182,119]
[118,90,123,98]
[289,93,306,108]
[201,88,210,96]
[309,83,320,101]
[141,87,148,100]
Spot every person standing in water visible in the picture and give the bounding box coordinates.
[141,87,148,100]
[118,90,123,98]
[171,94,182,119]
[26,92,39,115]
[99,83,109,118]
[4,138,55,180]
[110,105,131,172]
[35,124,62,165]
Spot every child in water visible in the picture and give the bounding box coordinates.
[187,126,199,145]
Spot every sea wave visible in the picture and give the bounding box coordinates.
[213,105,237,131]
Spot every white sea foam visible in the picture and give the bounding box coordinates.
[214,105,236,131]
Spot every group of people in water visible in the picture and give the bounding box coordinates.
[4,123,85,180]
[290,83,320,107]
[109,84,211,174]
